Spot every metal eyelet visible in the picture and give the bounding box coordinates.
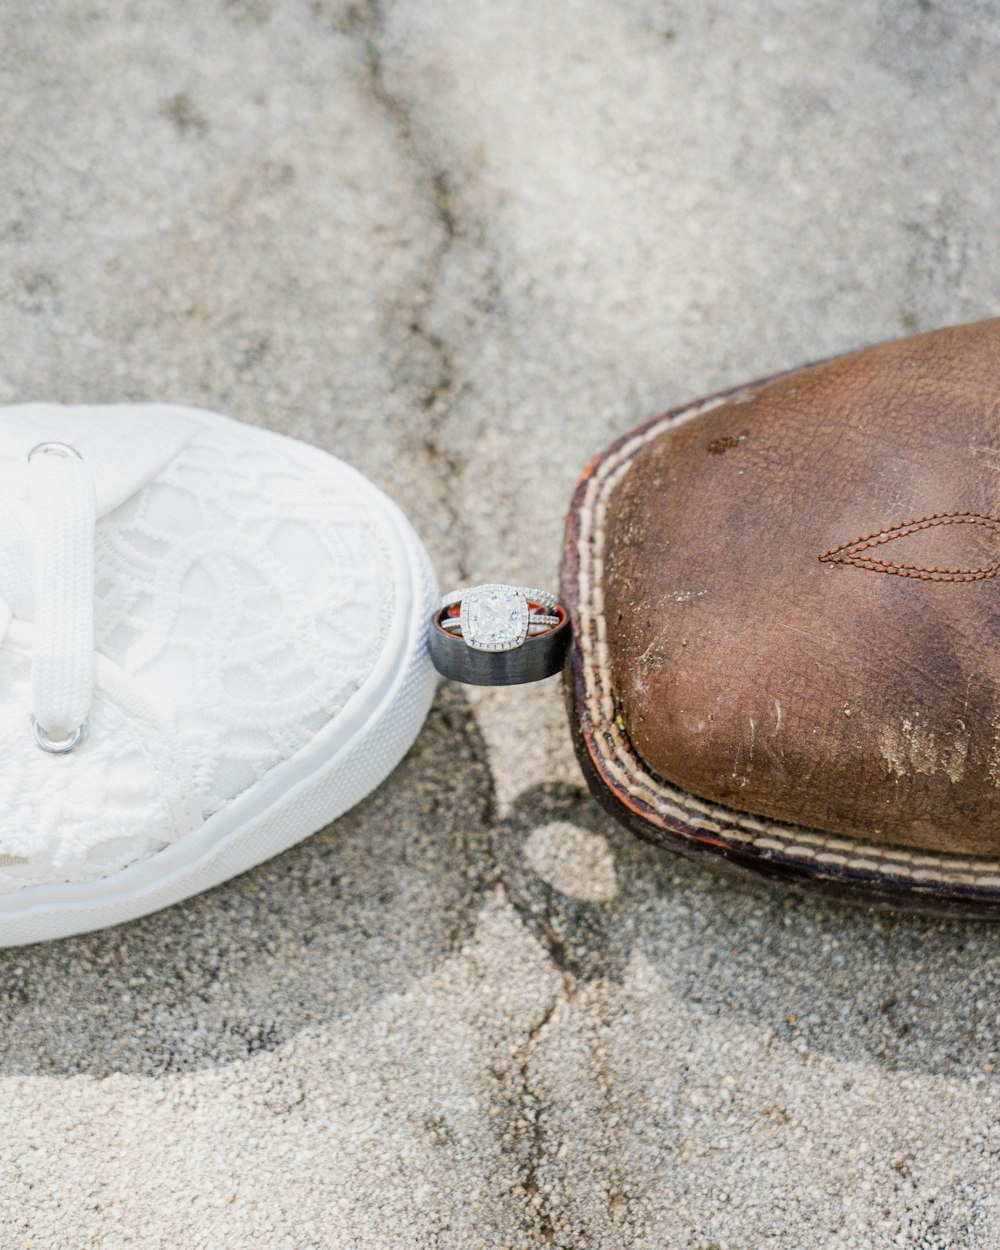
[27,441,83,463]
[32,716,87,755]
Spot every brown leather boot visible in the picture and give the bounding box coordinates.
[563,318,1000,916]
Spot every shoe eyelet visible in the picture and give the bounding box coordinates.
[32,716,87,755]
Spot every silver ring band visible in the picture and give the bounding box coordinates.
[438,613,561,636]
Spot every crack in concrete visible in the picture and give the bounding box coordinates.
[518,992,560,1245]
[352,0,469,575]
[484,806,590,1243]
[350,21,584,1233]
[509,951,639,1245]
[507,892,579,1002]
[498,885,579,1245]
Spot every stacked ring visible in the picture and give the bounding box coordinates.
[430,582,572,686]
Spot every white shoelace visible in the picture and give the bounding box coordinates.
[25,443,96,752]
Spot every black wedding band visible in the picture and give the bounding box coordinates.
[429,584,572,686]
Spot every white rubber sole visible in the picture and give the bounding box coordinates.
[0,427,439,948]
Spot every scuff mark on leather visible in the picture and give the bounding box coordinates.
[879,719,968,784]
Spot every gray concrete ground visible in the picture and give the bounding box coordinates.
[2,1,999,1246]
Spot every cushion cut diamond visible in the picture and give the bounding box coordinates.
[462,584,529,652]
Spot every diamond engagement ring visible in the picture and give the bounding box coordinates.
[429,583,572,685]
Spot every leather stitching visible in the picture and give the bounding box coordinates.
[819,512,1000,581]
[574,406,1000,889]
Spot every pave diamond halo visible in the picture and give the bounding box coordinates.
[431,582,571,685]
[460,583,530,652]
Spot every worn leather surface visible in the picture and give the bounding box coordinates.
[605,318,1000,856]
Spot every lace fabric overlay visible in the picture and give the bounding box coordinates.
[0,412,395,891]
[0,642,203,890]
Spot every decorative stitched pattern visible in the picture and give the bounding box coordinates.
[572,399,1000,891]
[819,512,1000,581]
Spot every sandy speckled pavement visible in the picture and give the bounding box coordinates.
[1,2,999,1246]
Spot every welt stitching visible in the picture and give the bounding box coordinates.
[576,409,1000,888]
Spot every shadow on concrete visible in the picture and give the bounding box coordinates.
[0,683,495,1077]
[492,780,999,1081]
[2,688,997,1084]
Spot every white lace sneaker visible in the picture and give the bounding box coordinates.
[0,404,438,946]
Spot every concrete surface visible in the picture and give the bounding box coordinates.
[2,1,999,1246]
